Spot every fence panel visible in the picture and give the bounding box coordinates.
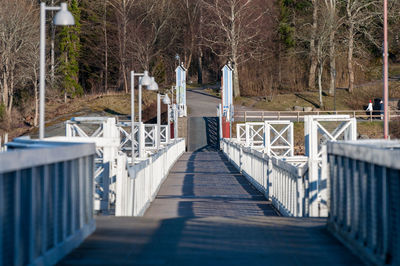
[1,140,96,266]
[115,139,185,216]
[221,139,309,217]
[327,140,400,265]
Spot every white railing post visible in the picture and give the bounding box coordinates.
[139,122,145,158]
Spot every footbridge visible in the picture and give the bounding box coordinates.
[1,88,399,266]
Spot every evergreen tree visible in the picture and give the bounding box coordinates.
[59,0,83,99]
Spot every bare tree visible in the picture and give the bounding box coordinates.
[325,0,338,96]
[308,0,318,90]
[109,0,135,93]
[343,0,380,93]
[178,0,202,72]
[128,0,178,71]
[201,0,268,97]
[0,0,39,116]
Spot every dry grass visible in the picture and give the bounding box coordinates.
[1,91,159,140]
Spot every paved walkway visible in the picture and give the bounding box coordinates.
[59,152,361,265]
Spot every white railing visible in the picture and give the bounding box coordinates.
[144,124,157,148]
[269,156,308,217]
[236,121,294,157]
[63,116,179,216]
[327,140,400,266]
[1,139,96,266]
[115,138,185,216]
[160,125,169,144]
[235,109,400,122]
[221,139,309,217]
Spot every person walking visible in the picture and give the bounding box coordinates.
[366,100,373,120]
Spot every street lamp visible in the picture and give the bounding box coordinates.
[130,70,152,161]
[175,54,180,66]
[39,2,75,139]
[148,77,159,91]
[157,94,171,149]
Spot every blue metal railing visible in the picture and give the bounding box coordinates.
[0,139,96,265]
[327,140,400,265]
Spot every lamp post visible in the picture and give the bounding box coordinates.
[39,2,75,139]
[130,70,151,161]
[138,73,158,158]
[157,94,171,149]
[383,0,389,139]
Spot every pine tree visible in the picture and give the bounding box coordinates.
[59,0,83,100]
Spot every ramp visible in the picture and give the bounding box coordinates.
[187,117,219,151]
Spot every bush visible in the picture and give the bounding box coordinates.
[390,118,400,139]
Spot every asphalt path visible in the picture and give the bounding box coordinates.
[186,88,221,117]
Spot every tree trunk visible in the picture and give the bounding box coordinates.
[197,47,203,85]
[34,82,38,126]
[104,0,108,93]
[278,42,282,85]
[329,30,336,96]
[347,25,355,93]
[347,29,354,93]
[233,61,240,98]
[318,63,324,108]
[7,70,14,115]
[308,0,318,89]
[123,65,128,94]
[2,68,9,113]
[51,0,55,84]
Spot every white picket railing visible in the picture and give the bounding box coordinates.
[1,139,96,266]
[327,140,400,266]
[236,121,294,157]
[221,139,309,217]
[64,117,174,214]
[115,138,186,216]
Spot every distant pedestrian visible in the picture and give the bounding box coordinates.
[366,100,373,112]
[366,100,373,120]
[380,100,384,120]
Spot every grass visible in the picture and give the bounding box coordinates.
[236,89,365,111]
[4,91,159,139]
[236,79,400,112]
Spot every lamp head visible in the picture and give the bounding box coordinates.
[148,77,159,91]
[140,71,152,86]
[162,94,171,105]
[53,3,75,26]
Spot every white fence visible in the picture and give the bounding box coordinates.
[115,139,185,216]
[64,116,182,216]
[226,115,357,217]
[64,117,173,214]
[1,139,96,266]
[235,109,400,122]
[236,121,294,157]
[327,140,400,266]
[221,139,309,217]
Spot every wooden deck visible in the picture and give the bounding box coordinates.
[59,152,361,265]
